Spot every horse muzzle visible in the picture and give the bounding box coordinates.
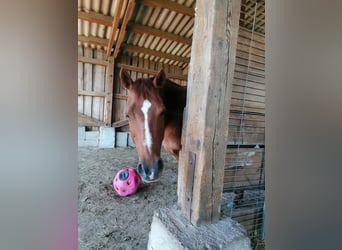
[137,158,164,183]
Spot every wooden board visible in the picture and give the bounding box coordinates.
[92,49,105,121]
[178,0,241,226]
[224,148,265,190]
[78,46,84,113]
[83,48,93,118]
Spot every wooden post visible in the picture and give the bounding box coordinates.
[104,57,114,126]
[178,0,241,226]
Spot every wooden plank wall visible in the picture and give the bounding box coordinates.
[78,46,107,129]
[112,55,187,130]
[224,27,265,192]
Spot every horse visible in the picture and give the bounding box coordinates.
[119,68,187,183]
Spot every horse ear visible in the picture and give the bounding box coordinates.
[119,68,133,89]
[153,69,166,88]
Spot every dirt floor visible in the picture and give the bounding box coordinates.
[78,146,179,250]
[78,146,265,250]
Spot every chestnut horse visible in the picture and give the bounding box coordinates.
[119,68,187,182]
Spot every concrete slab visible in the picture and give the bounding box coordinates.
[127,133,135,147]
[85,131,99,140]
[78,131,99,147]
[148,207,251,250]
[99,127,115,148]
[78,126,86,141]
[116,132,128,147]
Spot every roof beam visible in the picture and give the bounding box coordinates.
[106,0,125,59]
[116,63,187,81]
[122,44,190,63]
[137,0,194,17]
[78,35,109,47]
[78,56,108,66]
[113,0,135,59]
[78,11,113,26]
[127,23,192,45]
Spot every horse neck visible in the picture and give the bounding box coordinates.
[161,80,186,114]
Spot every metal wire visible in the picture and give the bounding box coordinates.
[229,1,258,218]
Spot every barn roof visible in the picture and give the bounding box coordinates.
[78,0,265,76]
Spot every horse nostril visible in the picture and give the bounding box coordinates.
[137,162,151,177]
[137,163,144,175]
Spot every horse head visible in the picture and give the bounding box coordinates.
[119,68,167,182]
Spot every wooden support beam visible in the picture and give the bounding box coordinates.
[177,0,241,226]
[78,11,113,26]
[78,113,106,127]
[78,90,107,97]
[113,0,135,59]
[104,58,115,126]
[137,0,194,17]
[106,0,125,59]
[127,23,192,45]
[78,35,109,47]
[113,93,128,100]
[116,63,187,81]
[78,56,108,66]
[112,119,129,128]
[122,44,190,63]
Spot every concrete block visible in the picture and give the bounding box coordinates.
[85,131,99,140]
[127,133,135,147]
[99,127,115,148]
[78,127,86,141]
[78,131,99,147]
[148,207,251,250]
[78,138,99,147]
[116,132,128,147]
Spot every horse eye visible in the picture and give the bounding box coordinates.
[126,114,130,120]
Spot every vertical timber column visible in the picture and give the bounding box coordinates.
[104,57,114,126]
[178,0,241,226]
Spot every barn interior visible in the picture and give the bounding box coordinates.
[78,0,265,248]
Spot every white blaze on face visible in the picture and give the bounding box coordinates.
[141,99,152,152]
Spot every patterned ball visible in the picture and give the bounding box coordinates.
[113,167,141,196]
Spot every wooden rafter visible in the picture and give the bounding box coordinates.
[126,23,192,45]
[113,0,135,59]
[116,63,187,81]
[106,0,125,59]
[78,56,107,66]
[78,35,108,47]
[137,0,194,17]
[122,44,190,63]
[78,11,113,26]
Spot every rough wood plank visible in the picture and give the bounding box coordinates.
[78,46,84,113]
[78,56,107,66]
[78,35,109,47]
[106,0,125,58]
[78,113,106,127]
[83,48,93,118]
[112,119,129,128]
[127,23,192,45]
[122,44,190,63]
[78,11,113,26]
[224,148,265,190]
[78,90,106,97]
[178,0,241,226]
[137,0,194,17]
[116,63,187,81]
[93,49,105,121]
[113,0,135,59]
[104,58,114,126]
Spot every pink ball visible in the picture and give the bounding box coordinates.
[113,167,142,196]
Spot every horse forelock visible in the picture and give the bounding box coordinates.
[130,78,163,104]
